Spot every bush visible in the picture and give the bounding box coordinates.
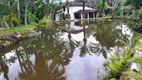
[59,13,66,20]
[3,12,19,27]
[28,12,38,24]
[103,36,142,80]
[114,7,121,16]
[103,48,133,80]
[128,10,142,20]
[38,15,52,29]
[97,0,108,12]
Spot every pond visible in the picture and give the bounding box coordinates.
[0,20,136,80]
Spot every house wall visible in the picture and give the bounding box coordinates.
[55,14,60,21]
[63,6,94,20]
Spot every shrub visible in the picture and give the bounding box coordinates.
[59,13,66,20]
[3,12,19,27]
[114,7,121,16]
[38,15,52,29]
[97,0,108,11]
[103,48,133,80]
[129,10,142,20]
[97,0,107,10]
[28,12,38,24]
[103,36,142,80]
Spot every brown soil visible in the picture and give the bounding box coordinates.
[0,32,24,51]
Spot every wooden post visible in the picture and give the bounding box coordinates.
[93,13,95,18]
[88,13,89,19]
[83,2,85,19]
[67,0,70,20]
[81,14,83,19]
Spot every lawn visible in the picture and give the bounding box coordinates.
[0,25,37,35]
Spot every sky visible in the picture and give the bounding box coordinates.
[62,0,74,2]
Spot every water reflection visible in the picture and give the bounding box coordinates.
[0,20,135,80]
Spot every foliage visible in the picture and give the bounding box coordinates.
[104,48,133,79]
[128,10,142,20]
[125,0,134,6]
[123,71,142,80]
[97,0,107,10]
[38,16,52,29]
[76,0,99,5]
[104,35,142,80]
[0,0,63,27]
[97,0,109,16]
[28,12,38,24]
[76,0,88,3]
[124,57,142,80]
[114,7,142,20]
[59,13,66,20]
[123,37,142,80]
[125,0,142,9]
[3,12,19,27]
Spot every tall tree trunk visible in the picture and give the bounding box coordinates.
[17,0,21,25]
[25,0,28,25]
[4,21,9,28]
[102,0,105,14]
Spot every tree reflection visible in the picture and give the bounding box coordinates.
[79,23,102,57]
[13,28,69,80]
[80,26,90,57]
[0,56,9,80]
[0,20,135,80]
[92,20,133,58]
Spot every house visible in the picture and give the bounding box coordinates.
[55,1,97,21]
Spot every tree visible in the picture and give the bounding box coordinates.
[97,0,108,14]
[25,0,29,25]
[0,0,63,27]
[17,0,20,24]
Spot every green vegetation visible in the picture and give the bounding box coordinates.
[113,0,142,20]
[104,48,133,79]
[38,16,53,29]
[0,0,63,37]
[28,12,38,24]
[123,71,142,80]
[0,25,37,35]
[104,35,142,80]
[0,0,142,79]
[123,56,142,80]
[3,12,19,27]
[97,0,107,11]
[0,0,63,28]
[59,13,66,20]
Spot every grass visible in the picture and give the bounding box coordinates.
[0,25,37,35]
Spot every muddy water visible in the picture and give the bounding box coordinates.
[0,20,135,80]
